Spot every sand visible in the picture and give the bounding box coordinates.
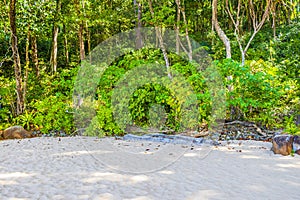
[0,136,300,200]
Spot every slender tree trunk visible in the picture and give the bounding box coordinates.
[287,0,292,24]
[63,25,69,65]
[271,1,277,38]
[180,1,192,61]
[9,0,24,115]
[85,21,91,61]
[31,34,39,77]
[24,26,30,110]
[74,0,85,108]
[78,23,85,61]
[212,0,234,119]
[212,0,231,58]
[148,0,172,79]
[134,0,143,49]
[175,0,181,54]
[137,2,143,48]
[27,0,39,77]
[76,0,85,61]
[272,12,276,38]
[51,25,59,73]
[50,0,61,73]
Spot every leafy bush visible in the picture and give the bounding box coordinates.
[0,76,15,129]
[0,68,77,134]
[29,96,74,134]
[214,59,282,127]
[89,48,214,134]
[283,116,300,135]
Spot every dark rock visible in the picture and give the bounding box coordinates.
[272,135,294,156]
[292,135,300,155]
[123,133,206,145]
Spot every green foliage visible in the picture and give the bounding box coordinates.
[14,110,36,130]
[272,22,300,81]
[246,22,300,82]
[92,49,213,134]
[28,68,77,133]
[1,0,299,137]
[283,116,300,135]
[214,59,281,127]
[0,76,15,128]
[29,96,73,134]
[0,68,76,134]
[129,84,168,126]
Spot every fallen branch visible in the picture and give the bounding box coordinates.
[224,120,266,136]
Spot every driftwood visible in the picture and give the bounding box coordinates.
[180,130,209,138]
[224,120,267,136]
[125,125,211,138]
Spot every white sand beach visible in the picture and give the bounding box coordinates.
[0,136,300,200]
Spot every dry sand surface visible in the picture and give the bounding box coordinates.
[0,136,300,200]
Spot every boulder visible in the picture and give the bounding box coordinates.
[1,126,32,139]
[293,135,300,155]
[272,134,294,156]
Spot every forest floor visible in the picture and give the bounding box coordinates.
[0,136,300,199]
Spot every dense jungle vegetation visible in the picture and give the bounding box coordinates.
[0,0,299,136]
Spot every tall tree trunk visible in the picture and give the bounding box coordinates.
[175,0,181,54]
[179,0,192,61]
[83,1,90,60]
[24,26,30,110]
[85,21,91,61]
[50,0,61,73]
[287,0,292,24]
[212,0,231,58]
[9,0,24,115]
[63,25,69,65]
[134,0,143,49]
[74,0,85,108]
[212,0,233,119]
[148,0,172,79]
[31,34,39,77]
[271,1,277,38]
[76,0,85,61]
[51,25,59,73]
[78,23,85,61]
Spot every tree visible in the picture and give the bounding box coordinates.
[50,0,61,73]
[147,0,172,79]
[9,0,25,115]
[175,0,193,61]
[226,0,271,65]
[75,0,85,61]
[134,0,143,49]
[31,33,39,77]
[175,0,181,53]
[212,0,231,59]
